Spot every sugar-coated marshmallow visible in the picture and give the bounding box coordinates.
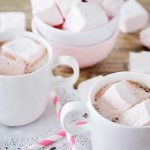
[0,55,25,75]
[129,51,150,74]
[95,80,150,120]
[63,2,108,32]
[0,12,26,32]
[101,0,122,16]
[118,99,150,126]
[2,36,46,65]
[78,75,103,101]
[119,0,149,33]
[56,0,80,17]
[140,27,150,49]
[31,0,63,26]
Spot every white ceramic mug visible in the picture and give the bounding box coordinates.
[0,31,79,126]
[61,72,150,150]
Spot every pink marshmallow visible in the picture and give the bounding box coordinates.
[119,0,149,33]
[95,80,150,120]
[31,0,63,26]
[25,52,48,73]
[101,0,122,16]
[56,0,80,17]
[0,12,26,32]
[63,2,108,32]
[2,36,46,65]
[129,51,150,74]
[140,27,150,49]
[118,99,150,126]
[0,55,25,75]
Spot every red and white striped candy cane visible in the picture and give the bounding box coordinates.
[53,95,76,150]
[26,130,66,150]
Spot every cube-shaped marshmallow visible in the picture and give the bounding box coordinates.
[119,0,149,33]
[129,51,150,74]
[118,99,150,126]
[140,27,150,49]
[78,75,103,101]
[101,0,122,16]
[2,36,46,65]
[63,2,108,32]
[0,55,25,75]
[56,0,80,17]
[31,0,63,26]
[26,52,48,73]
[95,80,150,120]
[0,12,26,32]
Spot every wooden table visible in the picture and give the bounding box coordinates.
[0,0,149,87]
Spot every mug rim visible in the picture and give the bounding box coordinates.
[88,71,150,130]
[0,31,53,78]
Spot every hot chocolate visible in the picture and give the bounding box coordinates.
[93,80,150,126]
[0,36,48,76]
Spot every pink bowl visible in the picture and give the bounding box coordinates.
[32,19,118,68]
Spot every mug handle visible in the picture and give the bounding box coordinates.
[60,101,90,135]
[51,55,79,88]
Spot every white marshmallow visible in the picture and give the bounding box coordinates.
[0,55,25,75]
[96,80,150,120]
[118,99,150,126]
[2,36,46,65]
[31,0,63,26]
[119,0,149,33]
[26,52,48,73]
[63,2,108,32]
[78,75,103,101]
[56,0,80,17]
[129,51,150,74]
[0,12,26,32]
[101,0,122,16]
[85,0,102,3]
[140,27,150,49]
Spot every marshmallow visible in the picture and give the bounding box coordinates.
[2,36,46,65]
[85,0,102,3]
[26,52,48,73]
[56,0,80,17]
[119,0,149,33]
[31,0,63,26]
[118,99,150,126]
[0,55,25,75]
[63,2,108,32]
[140,27,150,49]
[95,80,150,120]
[101,0,122,16]
[0,12,26,32]
[129,51,150,74]
[78,75,103,101]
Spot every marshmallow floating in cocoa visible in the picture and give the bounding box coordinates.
[2,36,46,66]
[119,0,149,33]
[94,80,150,120]
[0,55,25,75]
[118,99,150,126]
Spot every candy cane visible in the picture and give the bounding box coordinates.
[52,95,77,150]
[25,130,66,150]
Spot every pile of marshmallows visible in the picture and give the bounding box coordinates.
[0,36,47,75]
[31,0,122,32]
